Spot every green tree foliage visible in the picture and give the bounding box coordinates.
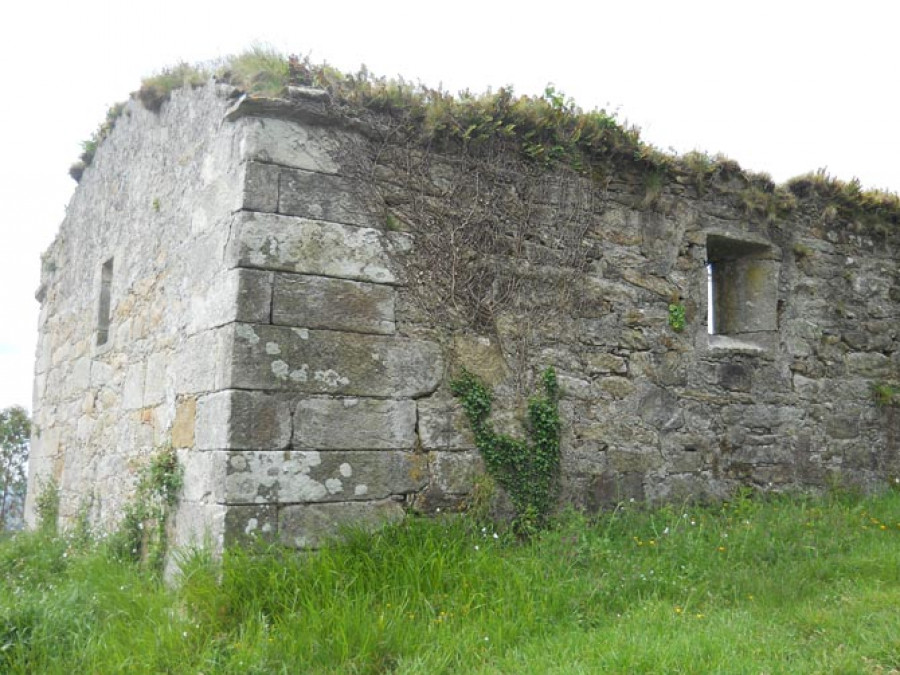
[0,406,30,531]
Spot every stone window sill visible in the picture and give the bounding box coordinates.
[707,334,767,354]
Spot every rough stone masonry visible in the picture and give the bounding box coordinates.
[24,82,900,553]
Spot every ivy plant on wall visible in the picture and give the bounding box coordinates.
[451,367,561,534]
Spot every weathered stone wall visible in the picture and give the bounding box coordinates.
[26,84,255,545]
[193,101,444,547]
[27,84,900,550]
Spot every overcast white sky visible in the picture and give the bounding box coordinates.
[1,0,898,412]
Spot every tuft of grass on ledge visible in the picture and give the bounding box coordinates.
[67,101,127,182]
[3,489,900,673]
[786,167,900,231]
[136,61,211,113]
[221,46,291,98]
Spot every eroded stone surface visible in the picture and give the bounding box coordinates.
[294,398,416,449]
[225,324,442,397]
[220,449,426,504]
[224,504,278,546]
[272,273,395,334]
[170,500,228,557]
[195,390,292,451]
[239,117,342,173]
[278,167,377,228]
[228,211,405,284]
[279,499,405,548]
[449,335,510,386]
[190,268,272,334]
[417,397,476,451]
[430,451,483,494]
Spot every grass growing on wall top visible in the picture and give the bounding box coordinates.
[2,489,900,672]
[786,168,900,229]
[69,47,900,232]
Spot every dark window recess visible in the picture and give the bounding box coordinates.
[96,258,113,346]
[706,235,779,337]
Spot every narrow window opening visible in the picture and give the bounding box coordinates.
[706,235,779,344]
[96,258,113,346]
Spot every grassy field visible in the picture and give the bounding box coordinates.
[2,489,899,674]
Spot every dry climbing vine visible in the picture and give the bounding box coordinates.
[382,150,599,331]
[329,86,609,374]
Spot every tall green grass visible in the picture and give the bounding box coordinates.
[2,490,899,673]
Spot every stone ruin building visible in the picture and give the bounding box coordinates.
[24,80,900,552]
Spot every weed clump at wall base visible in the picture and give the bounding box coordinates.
[34,478,59,535]
[451,367,560,533]
[109,446,183,573]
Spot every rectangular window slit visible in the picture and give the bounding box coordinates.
[96,258,113,346]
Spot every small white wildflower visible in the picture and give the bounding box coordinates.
[663,527,670,535]
[474,545,479,551]
[183,631,188,638]
[435,508,441,513]
[690,520,696,526]
[493,533,499,539]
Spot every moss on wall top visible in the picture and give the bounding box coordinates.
[70,48,900,235]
